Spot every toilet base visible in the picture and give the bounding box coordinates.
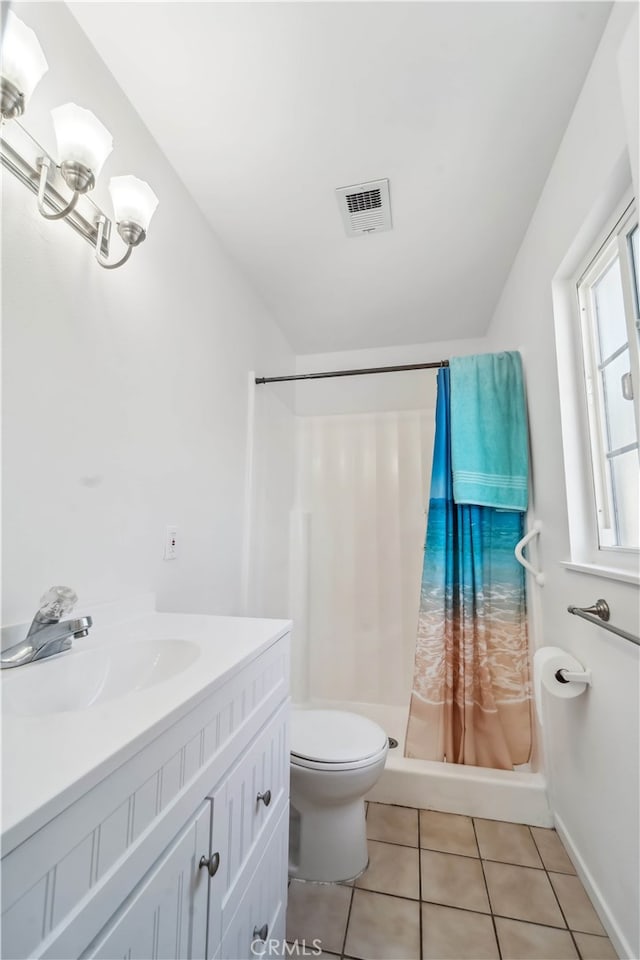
[289,797,368,882]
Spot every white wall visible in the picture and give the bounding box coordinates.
[485,6,639,957]
[1,2,294,627]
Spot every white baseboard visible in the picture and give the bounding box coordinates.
[554,812,636,960]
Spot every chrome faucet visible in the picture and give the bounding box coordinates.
[0,586,92,669]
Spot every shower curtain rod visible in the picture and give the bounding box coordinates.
[255,359,449,385]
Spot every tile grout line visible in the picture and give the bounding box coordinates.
[369,832,579,872]
[472,816,503,960]
[367,835,420,851]
[340,882,355,960]
[528,823,585,959]
[350,885,421,904]
[330,878,595,935]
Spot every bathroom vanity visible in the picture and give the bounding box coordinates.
[0,603,291,960]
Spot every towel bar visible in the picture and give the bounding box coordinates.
[515,522,544,585]
[568,601,640,647]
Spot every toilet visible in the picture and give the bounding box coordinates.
[288,708,389,883]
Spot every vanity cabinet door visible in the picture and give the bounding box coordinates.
[212,699,289,942]
[219,805,289,960]
[82,801,211,960]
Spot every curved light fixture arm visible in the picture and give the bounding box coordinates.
[95,215,133,270]
[37,157,80,220]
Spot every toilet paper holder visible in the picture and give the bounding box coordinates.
[555,668,592,686]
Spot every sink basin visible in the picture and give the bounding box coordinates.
[1,638,200,716]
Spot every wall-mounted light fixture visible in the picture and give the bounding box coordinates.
[0,11,159,270]
[38,103,113,220]
[0,9,49,119]
[96,175,160,268]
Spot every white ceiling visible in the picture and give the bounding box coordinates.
[69,1,611,354]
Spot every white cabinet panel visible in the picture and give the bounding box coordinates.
[219,807,289,960]
[82,802,211,960]
[0,874,48,960]
[212,700,289,935]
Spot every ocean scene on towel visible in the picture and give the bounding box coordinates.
[406,367,532,770]
[449,351,529,511]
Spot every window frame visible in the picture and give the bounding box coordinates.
[575,198,640,556]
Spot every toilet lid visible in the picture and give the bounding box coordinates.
[291,710,388,764]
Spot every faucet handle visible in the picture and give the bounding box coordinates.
[37,586,78,621]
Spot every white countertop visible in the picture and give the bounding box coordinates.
[1,602,290,855]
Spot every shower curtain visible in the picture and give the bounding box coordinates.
[405,368,532,770]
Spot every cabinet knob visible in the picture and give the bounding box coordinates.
[199,851,220,877]
[257,789,271,807]
[253,923,269,942]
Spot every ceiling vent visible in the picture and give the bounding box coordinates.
[336,178,392,237]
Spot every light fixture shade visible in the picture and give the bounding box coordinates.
[109,175,159,231]
[0,10,49,103]
[51,103,113,177]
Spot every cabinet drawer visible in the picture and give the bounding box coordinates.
[209,699,289,940]
[218,805,289,960]
[81,802,210,960]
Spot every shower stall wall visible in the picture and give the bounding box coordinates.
[290,372,550,826]
[294,407,433,708]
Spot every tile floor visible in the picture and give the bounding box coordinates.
[286,803,618,960]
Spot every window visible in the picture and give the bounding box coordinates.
[577,201,640,552]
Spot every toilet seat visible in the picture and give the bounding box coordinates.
[290,749,388,772]
[291,709,388,771]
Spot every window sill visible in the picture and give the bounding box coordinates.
[561,561,640,586]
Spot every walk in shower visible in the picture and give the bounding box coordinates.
[257,362,550,826]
